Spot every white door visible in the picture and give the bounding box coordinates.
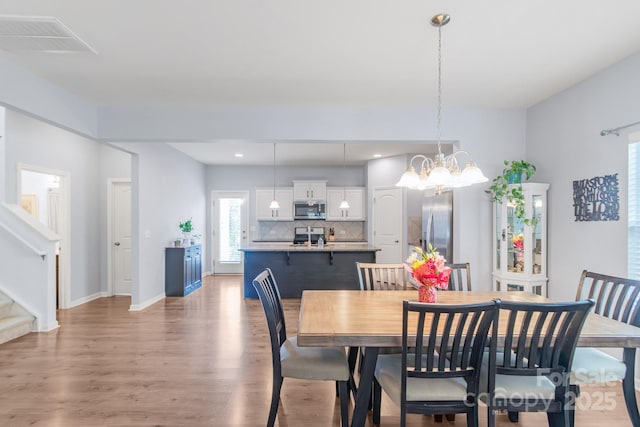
[212,191,248,274]
[111,181,132,295]
[373,187,404,263]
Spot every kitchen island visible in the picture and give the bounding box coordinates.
[239,244,381,298]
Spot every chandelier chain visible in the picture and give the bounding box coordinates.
[437,23,443,155]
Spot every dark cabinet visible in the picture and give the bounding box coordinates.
[165,245,202,296]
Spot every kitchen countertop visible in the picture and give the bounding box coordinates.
[239,244,380,252]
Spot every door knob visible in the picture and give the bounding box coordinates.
[114,242,121,246]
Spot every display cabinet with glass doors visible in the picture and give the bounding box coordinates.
[492,183,549,296]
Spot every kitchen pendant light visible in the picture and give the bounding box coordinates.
[339,143,350,209]
[269,142,280,209]
[396,13,487,194]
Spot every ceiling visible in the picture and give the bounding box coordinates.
[2,1,640,165]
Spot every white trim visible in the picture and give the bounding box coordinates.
[129,293,165,311]
[69,291,108,308]
[628,131,640,143]
[107,178,131,297]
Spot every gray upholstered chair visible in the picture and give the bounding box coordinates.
[356,262,411,291]
[446,262,471,291]
[372,299,500,427]
[570,270,640,426]
[252,268,350,427]
[482,299,594,427]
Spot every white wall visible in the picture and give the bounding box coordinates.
[527,51,640,301]
[113,142,206,308]
[5,110,102,303]
[0,57,97,137]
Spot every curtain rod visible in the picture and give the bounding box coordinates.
[600,120,640,136]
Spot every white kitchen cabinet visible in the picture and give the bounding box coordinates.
[293,180,326,201]
[326,187,365,221]
[492,182,549,296]
[255,188,293,221]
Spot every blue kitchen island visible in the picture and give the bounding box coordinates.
[239,244,380,298]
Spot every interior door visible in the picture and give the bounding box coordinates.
[373,187,404,263]
[212,191,248,274]
[112,181,132,295]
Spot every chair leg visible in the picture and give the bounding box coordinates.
[267,376,282,427]
[372,377,382,425]
[466,406,478,427]
[338,380,349,427]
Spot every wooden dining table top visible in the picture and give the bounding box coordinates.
[297,290,640,348]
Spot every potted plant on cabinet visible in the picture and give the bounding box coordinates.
[486,160,538,226]
[179,218,193,246]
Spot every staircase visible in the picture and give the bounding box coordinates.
[0,291,35,345]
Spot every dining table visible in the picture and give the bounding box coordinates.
[297,289,640,427]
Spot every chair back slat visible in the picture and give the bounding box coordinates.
[252,268,287,374]
[446,262,472,291]
[576,270,640,326]
[356,262,410,291]
[496,300,594,378]
[403,300,500,382]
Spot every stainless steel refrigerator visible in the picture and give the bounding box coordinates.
[422,192,453,263]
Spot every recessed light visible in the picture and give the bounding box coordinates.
[234,153,244,158]
[373,153,382,158]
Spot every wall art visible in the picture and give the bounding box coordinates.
[573,173,619,221]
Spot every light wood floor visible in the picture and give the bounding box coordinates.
[0,275,635,426]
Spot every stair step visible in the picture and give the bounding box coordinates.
[0,298,11,319]
[0,315,33,345]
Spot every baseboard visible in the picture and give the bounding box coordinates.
[69,291,108,308]
[35,319,59,332]
[129,293,165,311]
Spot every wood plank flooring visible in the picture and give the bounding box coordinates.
[0,274,635,426]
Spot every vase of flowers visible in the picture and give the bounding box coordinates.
[404,245,451,303]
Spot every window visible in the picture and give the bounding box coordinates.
[630,141,640,278]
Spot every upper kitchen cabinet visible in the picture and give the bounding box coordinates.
[256,188,293,221]
[293,180,326,201]
[326,187,365,221]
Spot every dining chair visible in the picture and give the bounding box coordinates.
[446,262,471,291]
[372,299,501,427]
[356,262,411,291]
[252,268,350,427]
[482,299,595,427]
[570,270,640,426]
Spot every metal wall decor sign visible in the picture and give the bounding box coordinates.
[573,173,619,221]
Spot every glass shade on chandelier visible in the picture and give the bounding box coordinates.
[396,152,488,193]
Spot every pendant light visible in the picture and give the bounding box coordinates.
[339,143,350,209]
[396,13,487,194]
[269,142,280,209]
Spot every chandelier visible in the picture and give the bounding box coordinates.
[396,14,487,194]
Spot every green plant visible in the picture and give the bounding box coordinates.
[485,160,538,226]
[179,218,193,233]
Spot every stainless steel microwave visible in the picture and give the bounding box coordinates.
[293,201,326,220]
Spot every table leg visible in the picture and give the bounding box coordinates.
[623,348,640,427]
[351,346,379,427]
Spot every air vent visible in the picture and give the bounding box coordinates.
[0,15,96,53]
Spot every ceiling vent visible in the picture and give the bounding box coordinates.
[0,15,96,53]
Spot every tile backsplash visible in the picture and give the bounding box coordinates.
[256,221,365,242]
